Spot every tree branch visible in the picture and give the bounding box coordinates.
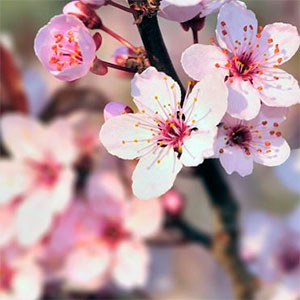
[129,10,259,299]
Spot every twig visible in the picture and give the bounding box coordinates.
[129,9,259,299]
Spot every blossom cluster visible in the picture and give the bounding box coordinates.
[0,0,299,298]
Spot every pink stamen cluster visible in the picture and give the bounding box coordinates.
[50,31,83,72]
[214,21,282,91]
[218,119,282,156]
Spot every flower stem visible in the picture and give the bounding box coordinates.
[129,7,259,299]
[192,28,198,44]
[101,24,138,54]
[103,60,136,73]
[107,0,134,13]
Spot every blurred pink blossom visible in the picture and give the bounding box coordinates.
[34,14,96,81]
[159,0,232,23]
[215,105,290,176]
[162,189,184,215]
[0,245,44,300]
[241,206,300,299]
[182,1,300,120]
[0,114,78,246]
[100,67,228,199]
[43,171,163,290]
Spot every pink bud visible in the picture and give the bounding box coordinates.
[34,14,96,81]
[63,1,102,29]
[162,190,184,215]
[103,102,133,121]
[80,0,108,9]
[111,46,135,67]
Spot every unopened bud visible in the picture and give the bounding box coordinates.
[104,102,133,121]
[112,46,135,67]
[63,1,102,29]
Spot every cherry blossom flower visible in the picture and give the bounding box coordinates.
[0,114,78,246]
[214,105,290,176]
[100,67,228,199]
[241,206,300,299]
[0,245,44,300]
[161,189,184,215]
[43,171,163,290]
[159,0,232,23]
[182,1,300,120]
[34,14,96,81]
[104,102,133,121]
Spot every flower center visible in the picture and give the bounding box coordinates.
[157,117,192,153]
[230,126,252,146]
[101,220,128,248]
[0,260,14,291]
[49,30,83,72]
[278,246,300,273]
[28,158,62,188]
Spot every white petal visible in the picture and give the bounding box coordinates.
[113,240,149,289]
[261,23,300,65]
[180,130,217,167]
[100,113,155,160]
[181,44,228,81]
[0,204,15,247]
[216,1,258,52]
[0,161,31,204]
[46,118,78,164]
[131,67,181,116]
[184,74,228,129]
[64,245,111,286]
[253,138,290,167]
[132,148,182,199]
[159,1,201,22]
[1,114,45,160]
[124,197,163,238]
[227,79,261,120]
[50,168,75,213]
[12,262,43,300]
[258,69,300,107]
[16,191,53,246]
[219,146,254,176]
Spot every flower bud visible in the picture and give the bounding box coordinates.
[103,102,133,121]
[63,1,102,29]
[111,47,135,67]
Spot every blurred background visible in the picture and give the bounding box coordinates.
[0,0,299,299]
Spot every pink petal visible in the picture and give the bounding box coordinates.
[64,245,111,288]
[15,191,53,246]
[227,79,261,120]
[124,197,163,238]
[112,240,149,288]
[50,168,75,213]
[219,146,254,176]
[181,44,228,81]
[0,161,31,204]
[46,118,78,164]
[0,204,15,247]
[132,148,182,199]
[1,114,45,161]
[216,1,257,53]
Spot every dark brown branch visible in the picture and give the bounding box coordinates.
[129,9,259,299]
